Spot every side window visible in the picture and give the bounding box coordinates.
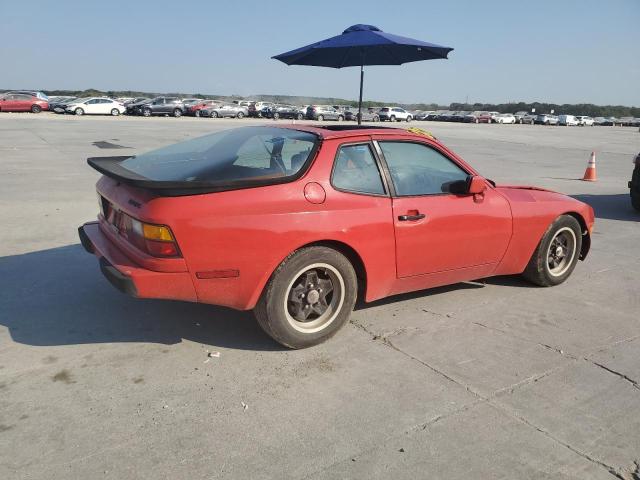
[379,142,468,196]
[332,144,385,195]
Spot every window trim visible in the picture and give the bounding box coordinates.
[330,141,390,198]
[373,139,472,198]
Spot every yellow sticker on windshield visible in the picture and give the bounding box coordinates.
[407,127,436,140]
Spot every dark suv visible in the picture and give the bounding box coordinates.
[630,152,640,211]
[139,97,185,117]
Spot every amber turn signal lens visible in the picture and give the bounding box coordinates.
[142,224,174,242]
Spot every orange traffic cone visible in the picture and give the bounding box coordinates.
[582,151,597,181]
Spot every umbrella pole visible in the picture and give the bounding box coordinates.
[357,64,364,125]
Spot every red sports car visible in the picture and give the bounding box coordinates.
[79,125,594,348]
[0,93,49,113]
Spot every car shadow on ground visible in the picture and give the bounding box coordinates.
[0,244,284,351]
[572,193,638,222]
[1,244,542,351]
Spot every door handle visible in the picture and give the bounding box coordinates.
[398,213,426,221]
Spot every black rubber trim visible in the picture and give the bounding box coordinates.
[99,257,138,297]
[78,225,94,254]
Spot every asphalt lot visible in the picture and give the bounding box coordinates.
[1,113,639,480]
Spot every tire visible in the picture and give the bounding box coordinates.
[31,104,42,113]
[173,109,182,118]
[372,115,379,122]
[254,247,358,349]
[631,191,640,212]
[273,112,280,120]
[211,111,218,118]
[142,108,151,117]
[110,108,120,116]
[195,111,200,117]
[236,111,244,119]
[337,115,344,122]
[522,215,582,287]
[390,115,396,122]
[75,108,84,116]
[317,115,324,121]
[296,113,304,120]
[406,116,412,122]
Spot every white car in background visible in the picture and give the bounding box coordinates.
[558,115,579,126]
[65,97,125,116]
[495,113,516,124]
[575,116,594,126]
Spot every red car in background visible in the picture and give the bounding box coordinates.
[79,125,594,348]
[185,100,219,116]
[477,111,499,124]
[0,93,49,113]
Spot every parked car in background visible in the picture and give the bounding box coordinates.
[535,114,559,125]
[414,111,434,121]
[138,97,185,117]
[378,107,412,122]
[344,108,380,122]
[0,93,49,113]
[558,115,579,126]
[630,152,640,211]
[495,113,516,124]
[249,102,275,117]
[477,112,499,123]
[186,100,219,117]
[266,104,305,120]
[575,116,594,126]
[201,103,248,118]
[124,97,149,106]
[513,111,529,123]
[79,124,594,348]
[463,111,484,123]
[426,111,445,120]
[65,97,125,116]
[519,113,537,124]
[48,96,76,112]
[306,105,345,121]
[451,111,470,122]
[619,117,635,127]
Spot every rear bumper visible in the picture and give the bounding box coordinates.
[78,222,198,302]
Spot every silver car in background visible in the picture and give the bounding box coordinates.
[201,103,248,118]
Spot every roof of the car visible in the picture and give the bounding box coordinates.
[276,124,438,141]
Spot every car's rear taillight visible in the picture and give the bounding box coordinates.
[100,196,181,258]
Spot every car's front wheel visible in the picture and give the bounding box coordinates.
[523,215,582,287]
[317,115,324,121]
[75,108,84,116]
[173,109,182,118]
[296,113,304,120]
[406,116,412,122]
[236,111,244,119]
[142,108,151,117]
[254,247,358,349]
[31,105,42,113]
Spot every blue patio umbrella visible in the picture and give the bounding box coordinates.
[272,24,453,124]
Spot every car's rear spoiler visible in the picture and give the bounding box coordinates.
[87,155,312,197]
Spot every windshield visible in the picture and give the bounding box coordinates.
[119,127,318,184]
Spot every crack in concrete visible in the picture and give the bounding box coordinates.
[350,318,635,479]
[589,361,640,392]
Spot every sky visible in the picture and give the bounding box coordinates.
[1,0,639,106]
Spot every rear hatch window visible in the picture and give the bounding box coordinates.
[88,127,318,196]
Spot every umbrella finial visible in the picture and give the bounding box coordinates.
[343,24,381,34]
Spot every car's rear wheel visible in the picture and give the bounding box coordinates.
[317,115,324,121]
[390,115,396,122]
[254,247,358,349]
[273,112,280,120]
[522,215,582,287]
[75,108,84,116]
[236,111,244,119]
[110,108,120,116]
[337,115,344,122]
[372,115,379,122]
[31,105,42,113]
[142,108,151,117]
[406,116,412,122]
[211,111,218,118]
[173,109,182,118]
[296,113,304,120]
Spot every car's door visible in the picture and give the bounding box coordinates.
[374,139,512,278]
[83,99,100,114]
